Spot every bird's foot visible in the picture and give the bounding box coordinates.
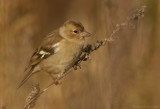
[54,78,61,85]
[54,73,64,85]
[48,73,62,85]
[73,63,81,70]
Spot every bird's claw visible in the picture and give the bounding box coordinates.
[49,74,62,85]
[83,54,90,61]
[54,79,61,85]
[73,63,81,70]
[53,76,62,85]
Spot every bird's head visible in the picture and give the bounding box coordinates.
[59,20,91,42]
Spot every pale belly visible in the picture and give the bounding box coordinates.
[39,43,83,74]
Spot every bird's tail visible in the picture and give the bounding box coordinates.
[17,67,35,89]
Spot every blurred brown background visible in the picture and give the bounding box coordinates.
[0,0,160,109]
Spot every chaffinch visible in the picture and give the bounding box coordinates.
[18,20,91,88]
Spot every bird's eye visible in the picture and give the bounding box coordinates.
[73,30,78,33]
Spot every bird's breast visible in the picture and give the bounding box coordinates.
[57,41,83,65]
[40,40,84,74]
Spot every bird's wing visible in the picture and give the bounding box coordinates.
[27,31,62,71]
[17,31,62,89]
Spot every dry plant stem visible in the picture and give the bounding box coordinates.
[24,5,147,109]
[24,84,40,109]
[24,68,73,109]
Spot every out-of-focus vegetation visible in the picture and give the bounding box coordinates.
[0,0,160,109]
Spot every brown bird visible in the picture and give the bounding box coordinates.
[18,20,91,88]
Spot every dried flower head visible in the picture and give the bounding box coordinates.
[24,84,40,109]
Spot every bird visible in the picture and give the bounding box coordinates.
[17,20,91,89]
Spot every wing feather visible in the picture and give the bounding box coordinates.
[17,30,62,89]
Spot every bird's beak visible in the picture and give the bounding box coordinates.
[80,31,92,37]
